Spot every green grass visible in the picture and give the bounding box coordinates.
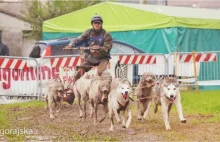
[0,101,44,141]
[181,90,220,113]
[181,90,220,122]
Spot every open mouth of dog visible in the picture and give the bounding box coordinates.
[103,90,109,95]
[166,96,176,102]
[122,92,129,100]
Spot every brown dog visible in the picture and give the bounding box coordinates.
[136,72,155,121]
[45,80,64,119]
[88,77,111,125]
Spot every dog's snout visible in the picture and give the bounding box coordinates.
[170,94,174,98]
[125,91,128,94]
[103,90,108,94]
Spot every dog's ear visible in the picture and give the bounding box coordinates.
[127,80,132,86]
[164,76,169,83]
[140,74,146,85]
[164,83,169,87]
[174,82,180,88]
[98,83,103,93]
[175,83,179,88]
[173,76,178,82]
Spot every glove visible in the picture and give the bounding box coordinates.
[64,45,72,50]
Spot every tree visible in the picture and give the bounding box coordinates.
[22,0,101,40]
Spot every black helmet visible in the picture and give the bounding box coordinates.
[91,14,103,24]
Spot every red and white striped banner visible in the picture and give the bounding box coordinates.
[50,57,81,68]
[0,58,28,69]
[179,53,217,63]
[119,55,156,64]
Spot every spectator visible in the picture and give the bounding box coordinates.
[0,37,9,56]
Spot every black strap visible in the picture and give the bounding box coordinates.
[117,100,129,112]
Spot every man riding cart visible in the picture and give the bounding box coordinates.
[64,14,113,83]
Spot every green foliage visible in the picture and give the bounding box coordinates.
[22,0,101,40]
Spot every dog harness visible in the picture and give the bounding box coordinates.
[117,100,129,113]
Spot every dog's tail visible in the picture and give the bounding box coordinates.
[154,104,159,114]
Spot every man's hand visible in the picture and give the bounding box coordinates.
[79,47,89,50]
[90,45,100,50]
[64,45,72,50]
[90,45,101,57]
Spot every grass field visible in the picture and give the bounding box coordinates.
[0,90,220,141]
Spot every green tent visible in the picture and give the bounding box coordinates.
[43,2,220,54]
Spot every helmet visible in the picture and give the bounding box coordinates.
[91,14,103,24]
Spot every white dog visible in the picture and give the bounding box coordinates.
[45,79,64,119]
[108,80,132,131]
[155,76,187,130]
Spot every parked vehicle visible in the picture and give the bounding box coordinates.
[29,37,144,84]
[29,37,143,57]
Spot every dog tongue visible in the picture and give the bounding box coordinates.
[123,93,128,100]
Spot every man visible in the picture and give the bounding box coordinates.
[64,14,113,81]
[0,35,9,56]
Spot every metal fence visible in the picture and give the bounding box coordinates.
[167,51,220,89]
[111,53,167,86]
[1,51,219,103]
[38,55,81,100]
[0,56,40,104]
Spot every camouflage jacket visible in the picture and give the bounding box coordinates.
[69,28,112,64]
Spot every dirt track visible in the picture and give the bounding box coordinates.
[6,103,220,141]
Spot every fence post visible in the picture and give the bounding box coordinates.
[174,50,178,76]
[192,50,199,93]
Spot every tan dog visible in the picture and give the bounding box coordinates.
[73,71,112,119]
[108,79,132,131]
[45,80,64,119]
[88,77,111,125]
[154,76,186,130]
[73,72,93,118]
[136,72,155,121]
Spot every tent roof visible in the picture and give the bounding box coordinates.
[43,2,220,33]
[118,2,220,20]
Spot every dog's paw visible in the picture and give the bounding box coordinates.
[50,115,55,119]
[117,119,121,124]
[109,128,114,132]
[181,119,187,123]
[137,115,143,121]
[165,127,171,131]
